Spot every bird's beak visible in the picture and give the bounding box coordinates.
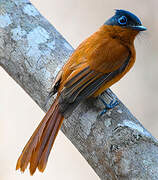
[131,25,147,31]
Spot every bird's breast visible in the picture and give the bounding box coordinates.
[92,47,136,97]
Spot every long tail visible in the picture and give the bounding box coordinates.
[16,97,64,175]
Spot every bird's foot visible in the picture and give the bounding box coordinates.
[99,97,119,116]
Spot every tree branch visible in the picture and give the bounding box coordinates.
[1,0,158,179]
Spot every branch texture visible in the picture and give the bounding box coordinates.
[0,0,158,179]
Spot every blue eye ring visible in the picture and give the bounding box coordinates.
[118,16,127,25]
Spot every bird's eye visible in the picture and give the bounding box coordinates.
[118,16,127,25]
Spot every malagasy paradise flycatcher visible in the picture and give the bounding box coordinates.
[16,9,147,175]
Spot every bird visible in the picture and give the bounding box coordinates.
[16,9,146,175]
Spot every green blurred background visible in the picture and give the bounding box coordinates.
[0,0,158,179]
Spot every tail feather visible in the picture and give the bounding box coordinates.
[38,114,63,172]
[29,107,59,174]
[16,98,64,175]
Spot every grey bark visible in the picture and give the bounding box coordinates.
[0,0,158,179]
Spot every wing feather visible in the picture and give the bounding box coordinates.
[60,51,130,104]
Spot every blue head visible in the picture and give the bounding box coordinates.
[105,10,147,31]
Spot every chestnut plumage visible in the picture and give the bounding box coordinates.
[16,10,146,175]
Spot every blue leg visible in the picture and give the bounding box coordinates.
[99,97,119,116]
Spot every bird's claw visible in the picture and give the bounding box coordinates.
[108,99,119,108]
[99,97,119,116]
